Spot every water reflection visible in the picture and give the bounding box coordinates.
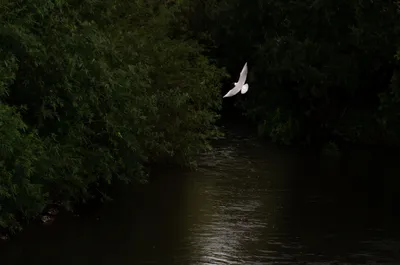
[1,130,400,264]
[186,143,300,264]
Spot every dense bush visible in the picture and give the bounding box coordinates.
[176,0,400,146]
[0,0,225,232]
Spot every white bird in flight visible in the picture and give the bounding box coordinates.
[223,62,249,98]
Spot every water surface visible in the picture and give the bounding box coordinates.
[1,128,400,264]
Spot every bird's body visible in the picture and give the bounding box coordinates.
[241,83,249,94]
[223,62,249,98]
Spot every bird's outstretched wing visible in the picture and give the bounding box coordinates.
[237,62,248,86]
[223,83,241,98]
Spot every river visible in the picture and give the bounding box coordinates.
[1,126,400,264]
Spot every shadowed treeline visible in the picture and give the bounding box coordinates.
[174,0,400,147]
[0,0,226,232]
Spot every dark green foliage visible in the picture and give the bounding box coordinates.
[176,0,400,146]
[0,0,225,231]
